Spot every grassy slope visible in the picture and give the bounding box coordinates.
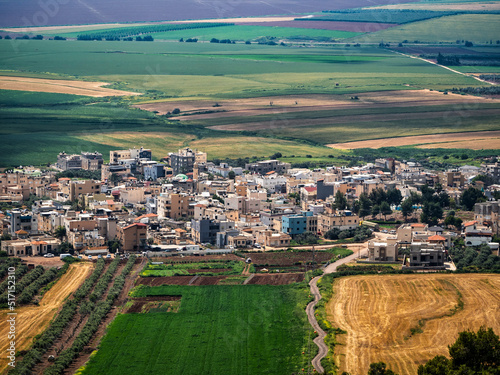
[350,14,500,43]
[80,285,311,375]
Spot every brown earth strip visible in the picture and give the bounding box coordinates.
[136,90,493,120]
[0,262,93,373]
[328,130,500,149]
[208,108,500,131]
[245,273,304,285]
[0,76,140,97]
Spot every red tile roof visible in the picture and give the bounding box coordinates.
[135,213,158,221]
[428,235,446,241]
[463,220,478,227]
[304,187,317,193]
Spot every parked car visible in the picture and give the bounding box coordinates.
[88,255,93,260]
[106,254,111,259]
[77,255,82,259]
[98,255,102,259]
[44,253,54,258]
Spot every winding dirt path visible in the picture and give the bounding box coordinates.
[0,262,93,373]
[306,242,370,373]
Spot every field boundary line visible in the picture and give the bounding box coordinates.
[391,50,496,86]
[243,274,255,285]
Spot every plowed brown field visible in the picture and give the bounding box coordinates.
[327,274,500,375]
[328,130,500,149]
[0,262,93,373]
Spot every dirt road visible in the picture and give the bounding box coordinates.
[0,262,92,373]
[306,234,382,373]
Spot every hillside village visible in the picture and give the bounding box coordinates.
[1,147,499,268]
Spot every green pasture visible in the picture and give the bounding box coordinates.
[80,284,312,375]
[149,25,360,41]
[351,14,500,43]
[47,25,361,41]
[453,66,500,73]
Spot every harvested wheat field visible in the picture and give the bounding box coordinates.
[0,262,93,373]
[327,273,500,375]
[328,130,500,149]
[0,76,140,97]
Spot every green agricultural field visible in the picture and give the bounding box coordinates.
[40,24,360,41]
[150,25,360,41]
[351,14,500,43]
[80,284,312,375]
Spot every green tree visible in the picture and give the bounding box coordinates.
[401,198,414,222]
[421,202,443,226]
[334,190,348,210]
[54,226,66,241]
[228,171,236,180]
[107,238,121,253]
[449,327,500,371]
[387,188,402,206]
[460,187,486,211]
[359,193,372,219]
[368,362,398,375]
[380,201,392,221]
[372,204,380,219]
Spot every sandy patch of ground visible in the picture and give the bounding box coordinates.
[328,130,500,149]
[0,262,93,373]
[327,274,500,375]
[0,76,140,97]
[367,2,500,11]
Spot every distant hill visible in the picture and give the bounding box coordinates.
[1,0,415,27]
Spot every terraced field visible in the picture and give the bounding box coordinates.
[327,274,500,375]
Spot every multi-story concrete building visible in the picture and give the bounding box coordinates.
[475,200,500,235]
[408,242,446,268]
[317,210,359,234]
[117,222,147,252]
[439,171,465,188]
[109,147,152,164]
[57,152,82,170]
[244,160,290,175]
[157,192,193,220]
[81,152,104,170]
[281,211,317,236]
[170,148,207,175]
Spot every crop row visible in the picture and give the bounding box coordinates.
[88,258,120,302]
[9,260,107,375]
[44,256,136,375]
[17,267,61,304]
[0,265,45,305]
[0,263,28,297]
[0,258,21,282]
[76,23,233,40]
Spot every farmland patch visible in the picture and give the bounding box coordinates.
[80,284,311,375]
[0,76,139,97]
[125,296,182,314]
[327,130,500,149]
[327,273,500,375]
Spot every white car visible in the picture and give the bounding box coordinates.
[88,255,93,260]
[106,254,111,259]
[44,253,54,258]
